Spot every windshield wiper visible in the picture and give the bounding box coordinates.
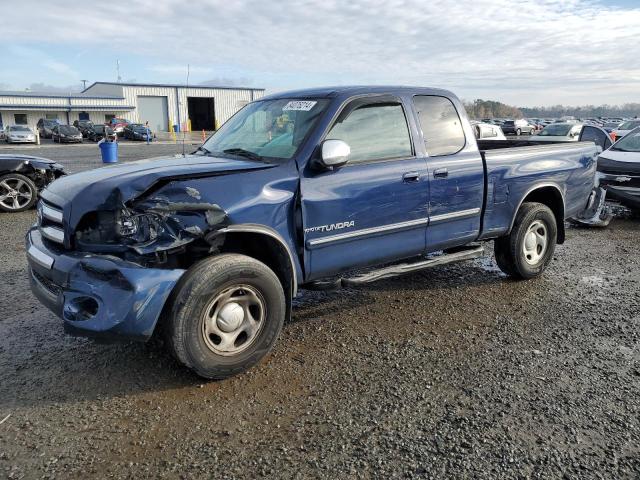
[223,148,264,161]
[194,145,212,155]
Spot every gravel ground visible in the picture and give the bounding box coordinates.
[0,146,639,479]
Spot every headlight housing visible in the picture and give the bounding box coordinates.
[116,210,161,243]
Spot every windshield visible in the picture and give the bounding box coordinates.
[201,99,330,160]
[59,126,79,134]
[10,126,30,131]
[611,128,640,152]
[618,120,640,130]
[539,124,572,136]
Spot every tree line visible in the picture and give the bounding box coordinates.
[464,99,640,120]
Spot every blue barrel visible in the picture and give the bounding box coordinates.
[99,141,118,163]
[173,124,180,133]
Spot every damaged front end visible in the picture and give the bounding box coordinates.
[28,183,233,341]
[73,187,229,268]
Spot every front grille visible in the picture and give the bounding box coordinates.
[37,201,65,245]
[31,269,62,298]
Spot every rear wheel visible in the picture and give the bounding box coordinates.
[494,202,557,279]
[516,128,522,136]
[530,128,535,135]
[164,254,286,379]
[0,173,38,213]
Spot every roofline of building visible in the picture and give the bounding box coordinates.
[82,81,265,93]
[0,93,125,100]
[0,105,135,111]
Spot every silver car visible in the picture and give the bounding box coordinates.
[4,125,37,144]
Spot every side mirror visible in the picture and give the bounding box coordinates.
[316,139,350,170]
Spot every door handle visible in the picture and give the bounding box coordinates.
[433,168,448,178]
[402,171,420,182]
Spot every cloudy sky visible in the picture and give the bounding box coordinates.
[1,0,639,107]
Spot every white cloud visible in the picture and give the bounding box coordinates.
[2,0,640,105]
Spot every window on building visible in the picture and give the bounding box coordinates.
[326,103,412,163]
[45,113,58,121]
[105,114,115,123]
[14,114,28,125]
[413,96,466,156]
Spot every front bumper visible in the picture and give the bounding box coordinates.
[8,138,36,143]
[26,228,185,341]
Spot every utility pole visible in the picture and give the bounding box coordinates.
[116,60,122,83]
[81,79,88,90]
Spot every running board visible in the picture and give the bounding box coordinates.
[304,245,484,290]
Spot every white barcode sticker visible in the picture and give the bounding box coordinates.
[283,100,317,111]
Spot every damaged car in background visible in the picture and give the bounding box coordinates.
[571,126,640,226]
[26,86,600,380]
[0,154,65,212]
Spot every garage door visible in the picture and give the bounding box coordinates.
[137,96,169,132]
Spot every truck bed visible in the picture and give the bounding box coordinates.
[477,141,598,240]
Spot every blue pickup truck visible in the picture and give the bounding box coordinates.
[26,86,600,379]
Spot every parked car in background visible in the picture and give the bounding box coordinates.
[5,125,37,144]
[37,119,59,139]
[87,124,117,142]
[602,121,622,133]
[52,125,83,143]
[612,119,640,142]
[471,121,506,140]
[73,120,94,138]
[501,119,536,136]
[0,154,65,212]
[596,127,640,213]
[108,118,131,136]
[26,85,600,379]
[123,123,153,141]
[534,123,583,141]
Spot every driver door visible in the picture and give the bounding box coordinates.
[300,96,429,281]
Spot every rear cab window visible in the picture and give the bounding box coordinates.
[413,96,466,156]
[326,100,413,163]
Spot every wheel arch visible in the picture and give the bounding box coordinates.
[510,184,566,244]
[212,223,298,296]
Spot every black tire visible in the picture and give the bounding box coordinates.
[0,173,38,213]
[163,253,286,379]
[529,129,535,135]
[516,128,521,136]
[494,202,557,279]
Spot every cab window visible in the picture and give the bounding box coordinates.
[326,103,412,163]
[413,96,466,156]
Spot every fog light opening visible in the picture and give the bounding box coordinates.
[64,296,99,322]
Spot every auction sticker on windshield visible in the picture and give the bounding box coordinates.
[283,101,317,111]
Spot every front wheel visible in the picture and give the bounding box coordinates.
[163,254,286,379]
[0,173,38,212]
[494,202,557,279]
[516,128,522,136]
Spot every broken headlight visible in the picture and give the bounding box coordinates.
[115,210,160,243]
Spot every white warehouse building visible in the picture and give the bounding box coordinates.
[0,81,265,133]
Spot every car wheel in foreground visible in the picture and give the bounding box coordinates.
[164,253,286,379]
[516,128,521,136]
[0,173,38,213]
[494,202,557,279]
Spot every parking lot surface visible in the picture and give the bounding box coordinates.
[0,140,198,173]
[0,145,639,479]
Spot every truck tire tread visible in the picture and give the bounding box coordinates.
[494,202,557,279]
[162,253,285,380]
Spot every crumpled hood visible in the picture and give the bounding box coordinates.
[41,154,276,226]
